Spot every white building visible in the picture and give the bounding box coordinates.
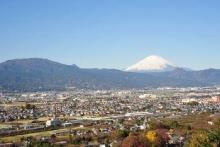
[46,117,61,127]
[181,98,196,103]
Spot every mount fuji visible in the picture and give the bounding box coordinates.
[0,58,220,91]
[126,55,176,73]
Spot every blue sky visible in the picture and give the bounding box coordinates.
[0,0,220,70]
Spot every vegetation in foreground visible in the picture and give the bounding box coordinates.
[1,113,220,147]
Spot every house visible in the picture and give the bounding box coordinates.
[46,117,61,127]
[62,122,72,127]
[208,121,214,126]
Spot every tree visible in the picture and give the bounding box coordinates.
[170,121,180,129]
[32,140,52,147]
[50,134,56,144]
[208,129,220,146]
[25,104,36,110]
[214,119,220,127]
[161,120,180,129]
[146,130,157,143]
[187,124,192,130]
[71,136,82,144]
[21,137,34,147]
[155,134,167,147]
[122,134,149,147]
[111,129,129,140]
[188,101,199,106]
[136,118,144,126]
[148,121,158,130]
[188,130,211,147]
[156,129,169,145]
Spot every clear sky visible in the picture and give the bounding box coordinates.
[0,0,220,70]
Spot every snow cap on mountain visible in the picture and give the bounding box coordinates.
[126,55,176,72]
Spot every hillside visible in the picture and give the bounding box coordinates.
[0,58,219,91]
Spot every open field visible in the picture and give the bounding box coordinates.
[0,124,12,129]
[0,102,26,108]
[0,126,90,143]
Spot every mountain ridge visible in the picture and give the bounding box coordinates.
[0,58,219,91]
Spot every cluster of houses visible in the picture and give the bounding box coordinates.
[0,87,220,146]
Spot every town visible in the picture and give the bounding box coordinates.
[0,87,220,146]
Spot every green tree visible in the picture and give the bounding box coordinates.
[111,129,129,139]
[32,141,52,147]
[170,121,180,129]
[208,129,220,146]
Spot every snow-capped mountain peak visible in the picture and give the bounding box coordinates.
[126,55,176,72]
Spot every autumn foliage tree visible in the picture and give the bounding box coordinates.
[146,130,168,147]
[122,134,149,147]
[188,130,211,147]
[146,130,157,143]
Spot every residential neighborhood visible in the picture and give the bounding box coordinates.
[0,87,220,146]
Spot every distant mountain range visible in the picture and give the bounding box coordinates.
[0,58,220,91]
